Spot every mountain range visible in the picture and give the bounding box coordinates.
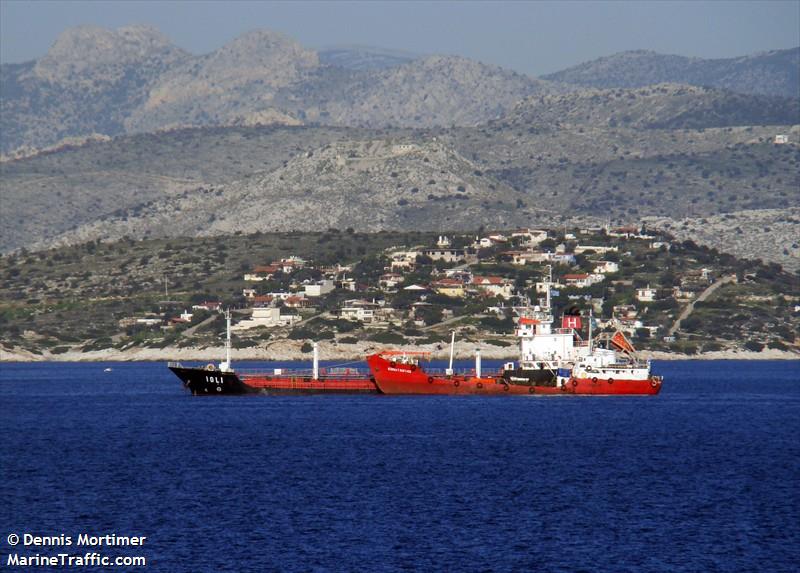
[542,48,800,97]
[2,25,797,153]
[1,25,798,270]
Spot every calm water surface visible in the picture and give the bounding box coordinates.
[1,360,799,572]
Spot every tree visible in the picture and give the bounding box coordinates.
[744,340,764,352]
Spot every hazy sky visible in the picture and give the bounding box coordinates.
[1,0,798,75]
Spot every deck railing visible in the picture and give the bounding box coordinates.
[236,367,373,379]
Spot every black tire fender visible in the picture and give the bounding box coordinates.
[591,377,598,384]
[454,380,460,387]
[608,378,614,385]
[573,379,579,387]
[428,376,434,384]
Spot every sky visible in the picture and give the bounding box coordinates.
[1,0,798,76]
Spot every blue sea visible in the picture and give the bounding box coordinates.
[1,360,799,572]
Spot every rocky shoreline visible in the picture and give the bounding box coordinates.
[2,341,797,363]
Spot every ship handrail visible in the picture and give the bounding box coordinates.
[237,367,373,379]
[167,361,183,368]
[420,368,502,377]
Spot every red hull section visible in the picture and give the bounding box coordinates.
[366,354,533,395]
[569,376,662,395]
[241,375,377,393]
[366,354,662,396]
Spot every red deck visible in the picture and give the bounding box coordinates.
[240,367,377,393]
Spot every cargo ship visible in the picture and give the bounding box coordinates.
[168,312,377,395]
[367,278,662,396]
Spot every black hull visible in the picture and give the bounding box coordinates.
[501,367,557,387]
[169,366,254,395]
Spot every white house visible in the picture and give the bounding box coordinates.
[304,280,335,297]
[509,251,549,265]
[563,273,604,288]
[574,245,619,255]
[423,248,465,263]
[472,276,514,299]
[379,273,405,290]
[594,261,620,274]
[339,278,357,291]
[232,307,300,331]
[636,285,657,302]
[340,300,381,323]
[192,301,222,312]
[511,229,548,246]
[243,265,280,281]
[390,250,419,271]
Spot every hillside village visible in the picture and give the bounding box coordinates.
[6,225,794,360]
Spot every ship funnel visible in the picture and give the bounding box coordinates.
[475,348,482,378]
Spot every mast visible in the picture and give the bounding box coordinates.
[545,265,552,310]
[447,330,455,375]
[475,348,482,378]
[221,309,232,372]
[588,308,593,353]
[313,342,319,380]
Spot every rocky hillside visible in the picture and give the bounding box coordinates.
[34,139,535,247]
[645,208,800,273]
[3,120,798,264]
[543,48,800,98]
[1,25,555,153]
[501,84,799,130]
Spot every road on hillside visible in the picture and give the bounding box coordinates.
[668,274,737,336]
